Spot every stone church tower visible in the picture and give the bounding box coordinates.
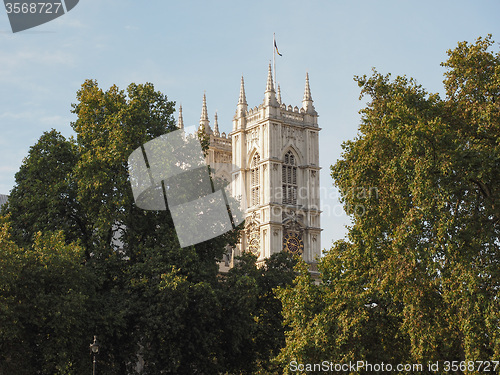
[185,65,321,269]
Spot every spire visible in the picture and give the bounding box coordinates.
[266,62,275,93]
[302,72,316,114]
[178,104,184,129]
[277,83,281,104]
[236,76,248,119]
[264,62,279,107]
[201,92,208,122]
[303,72,313,102]
[238,76,247,105]
[199,92,212,134]
[213,111,220,136]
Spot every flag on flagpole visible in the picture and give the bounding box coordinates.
[274,38,282,56]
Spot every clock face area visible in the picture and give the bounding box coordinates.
[248,231,260,257]
[283,232,304,256]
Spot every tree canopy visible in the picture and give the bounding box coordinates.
[277,35,500,371]
[3,35,498,375]
[0,222,95,374]
[0,80,297,374]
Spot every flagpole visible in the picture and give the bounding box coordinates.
[273,33,276,87]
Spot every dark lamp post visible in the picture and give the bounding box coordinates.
[90,335,99,375]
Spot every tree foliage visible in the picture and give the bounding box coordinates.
[1,130,84,248]
[219,252,298,374]
[0,79,296,374]
[0,223,94,375]
[277,35,500,371]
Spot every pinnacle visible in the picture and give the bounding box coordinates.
[178,104,184,129]
[303,72,313,102]
[238,76,247,105]
[199,92,212,134]
[302,72,316,115]
[264,63,279,108]
[201,92,209,121]
[266,62,275,93]
[213,111,220,136]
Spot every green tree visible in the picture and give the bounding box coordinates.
[254,251,298,374]
[1,130,87,248]
[277,35,500,371]
[70,80,178,254]
[1,78,299,374]
[69,80,242,373]
[0,222,95,375]
[219,251,298,375]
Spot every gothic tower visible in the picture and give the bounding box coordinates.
[230,65,322,268]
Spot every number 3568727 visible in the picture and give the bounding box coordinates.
[5,2,63,14]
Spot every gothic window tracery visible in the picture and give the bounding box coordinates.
[282,151,297,204]
[251,153,260,206]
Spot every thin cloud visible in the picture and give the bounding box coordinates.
[0,165,18,173]
[0,49,75,66]
[0,111,35,121]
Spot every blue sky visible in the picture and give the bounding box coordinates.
[1,0,499,250]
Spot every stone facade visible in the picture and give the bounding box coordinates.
[181,65,321,269]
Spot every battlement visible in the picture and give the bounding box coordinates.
[232,68,318,130]
[210,133,231,150]
[241,100,318,127]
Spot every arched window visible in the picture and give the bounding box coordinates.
[282,151,297,204]
[250,153,260,206]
